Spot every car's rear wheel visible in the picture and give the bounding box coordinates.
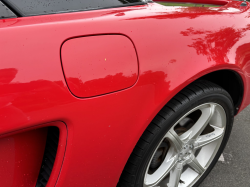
[118,80,234,187]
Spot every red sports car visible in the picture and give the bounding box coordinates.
[1,0,249,186]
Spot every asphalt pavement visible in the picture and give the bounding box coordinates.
[200,105,250,187]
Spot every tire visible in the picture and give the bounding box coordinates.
[117,80,234,187]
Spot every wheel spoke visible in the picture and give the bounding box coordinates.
[186,154,205,174]
[180,104,216,141]
[194,125,225,150]
[166,130,184,152]
[168,162,183,187]
[144,153,178,186]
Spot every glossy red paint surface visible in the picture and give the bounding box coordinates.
[0,128,47,187]
[1,0,250,186]
[61,35,138,98]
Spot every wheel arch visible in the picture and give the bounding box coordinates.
[117,68,245,185]
[118,78,236,187]
[196,69,244,115]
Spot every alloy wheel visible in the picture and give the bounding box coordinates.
[144,103,226,187]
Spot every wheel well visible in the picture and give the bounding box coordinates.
[197,70,244,114]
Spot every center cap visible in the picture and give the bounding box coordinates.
[179,144,194,161]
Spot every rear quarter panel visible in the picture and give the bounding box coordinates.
[1,1,250,186]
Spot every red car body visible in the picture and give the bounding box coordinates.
[1,0,250,186]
